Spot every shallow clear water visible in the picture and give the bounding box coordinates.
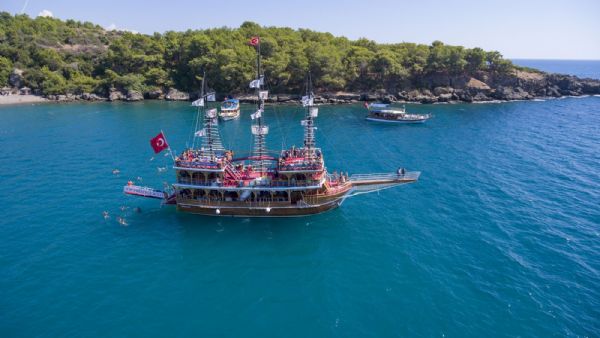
[1,95,599,337]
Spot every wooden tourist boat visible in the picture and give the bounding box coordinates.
[125,37,420,217]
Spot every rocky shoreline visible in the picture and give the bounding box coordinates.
[6,71,600,106]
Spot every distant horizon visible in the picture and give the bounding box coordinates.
[511,58,600,61]
[2,0,600,60]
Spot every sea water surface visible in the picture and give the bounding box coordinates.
[1,80,600,338]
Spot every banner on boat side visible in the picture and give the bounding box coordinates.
[150,132,169,154]
[249,36,260,46]
[259,90,268,100]
[192,98,204,107]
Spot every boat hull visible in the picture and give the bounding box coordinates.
[366,117,428,123]
[176,198,343,217]
[219,112,240,121]
[174,185,351,217]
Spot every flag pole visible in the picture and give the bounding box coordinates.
[161,129,176,163]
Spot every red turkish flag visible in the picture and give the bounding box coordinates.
[249,36,260,46]
[150,132,169,153]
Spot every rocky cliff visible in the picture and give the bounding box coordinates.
[40,70,600,105]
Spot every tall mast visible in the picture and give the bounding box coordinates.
[303,72,317,161]
[250,37,268,173]
[198,70,224,157]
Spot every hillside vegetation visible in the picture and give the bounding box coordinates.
[0,12,519,97]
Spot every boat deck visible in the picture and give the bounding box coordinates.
[350,171,420,185]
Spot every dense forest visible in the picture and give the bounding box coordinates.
[0,12,523,98]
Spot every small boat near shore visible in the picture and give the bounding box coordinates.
[219,98,240,120]
[366,103,431,123]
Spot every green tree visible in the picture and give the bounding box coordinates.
[67,72,99,94]
[0,56,12,85]
[0,12,518,96]
[447,46,467,74]
[465,47,486,73]
[426,40,450,73]
[486,51,513,74]
[40,66,67,95]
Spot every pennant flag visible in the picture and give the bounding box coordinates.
[195,129,206,137]
[309,107,319,117]
[150,132,169,154]
[206,108,217,118]
[249,36,260,46]
[206,92,216,102]
[301,95,313,107]
[249,79,260,88]
[251,109,262,120]
[259,90,268,100]
[192,98,204,107]
[249,75,265,88]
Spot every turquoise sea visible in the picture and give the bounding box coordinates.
[512,59,600,79]
[1,64,600,337]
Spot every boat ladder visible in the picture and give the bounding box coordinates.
[224,163,242,181]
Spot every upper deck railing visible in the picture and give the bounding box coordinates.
[175,177,324,189]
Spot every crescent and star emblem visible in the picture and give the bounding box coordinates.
[156,139,165,147]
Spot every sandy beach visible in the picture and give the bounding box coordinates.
[0,95,48,105]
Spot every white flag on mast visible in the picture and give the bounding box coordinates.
[251,109,262,120]
[206,92,216,101]
[195,129,206,137]
[259,90,268,100]
[301,95,313,107]
[249,79,260,88]
[206,108,217,118]
[249,76,265,88]
[192,98,204,107]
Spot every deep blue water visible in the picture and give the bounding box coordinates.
[1,69,600,337]
[512,59,600,79]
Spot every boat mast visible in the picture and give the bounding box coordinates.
[303,72,317,160]
[199,70,224,157]
[251,38,268,173]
